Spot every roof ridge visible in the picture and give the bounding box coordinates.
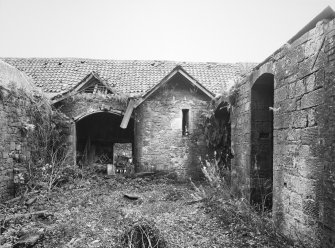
[1,57,253,98]
[1,57,253,66]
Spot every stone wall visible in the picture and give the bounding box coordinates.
[231,19,335,247]
[0,61,38,201]
[55,93,127,120]
[55,93,130,165]
[0,88,31,201]
[134,74,210,179]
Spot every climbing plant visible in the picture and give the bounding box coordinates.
[202,104,231,182]
[2,84,75,194]
[202,85,238,181]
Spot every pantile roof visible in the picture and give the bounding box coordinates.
[2,58,255,98]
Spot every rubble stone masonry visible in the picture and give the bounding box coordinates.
[0,89,31,201]
[134,75,210,179]
[0,60,37,201]
[231,19,335,247]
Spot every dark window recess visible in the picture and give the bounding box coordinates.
[259,132,270,139]
[182,109,189,136]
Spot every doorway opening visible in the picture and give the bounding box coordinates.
[250,73,274,210]
[75,112,134,169]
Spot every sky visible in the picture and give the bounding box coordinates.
[0,0,334,63]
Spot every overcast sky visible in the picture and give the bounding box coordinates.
[0,0,334,63]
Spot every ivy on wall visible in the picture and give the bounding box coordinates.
[1,83,73,194]
[202,86,238,181]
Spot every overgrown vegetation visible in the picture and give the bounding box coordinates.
[119,220,167,248]
[193,158,301,248]
[1,170,302,248]
[3,84,79,196]
[0,83,305,247]
[202,99,232,183]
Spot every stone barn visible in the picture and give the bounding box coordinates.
[2,6,335,247]
[231,7,335,247]
[2,58,246,179]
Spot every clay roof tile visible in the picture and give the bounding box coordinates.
[2,57,256,97]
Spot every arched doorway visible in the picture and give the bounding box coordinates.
[250,73,274,209]
[75,111,134,166]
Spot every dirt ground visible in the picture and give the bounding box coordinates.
[0,173,297,248]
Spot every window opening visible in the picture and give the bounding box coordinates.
[182,109,189,136]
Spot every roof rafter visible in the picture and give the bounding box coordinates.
[51,71,114,103]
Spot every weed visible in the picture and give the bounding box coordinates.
[119,220,167,248]
[193,158,297,247]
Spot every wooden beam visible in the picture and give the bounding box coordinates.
[120,99,135,129]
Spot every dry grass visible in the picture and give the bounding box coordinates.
[1,172,302,248]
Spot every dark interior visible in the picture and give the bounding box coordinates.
[76,112,134,165]
[250,73,274,210]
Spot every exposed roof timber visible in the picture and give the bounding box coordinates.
[287,6,335,44]
[74,72,112,93]
[51,71,113,104]
[135,66,215,108]
[120,98,135,129]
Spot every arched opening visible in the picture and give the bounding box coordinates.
[250,73,274,210]
[75,112,134,168]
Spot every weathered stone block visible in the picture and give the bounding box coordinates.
[306,74,316,92]
[274,113,291,129]
[10,142,15,150]
[300,88,324,109]
[302,199,319,219]
[2,152,8,159]
[275,85,289,102]
[301,126,319,145]
[291,110,308,128]
[286,128,302,141]
[295,80,306,97]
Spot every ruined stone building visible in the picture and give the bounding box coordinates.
[0,5,335,248]
[1,58,244,180]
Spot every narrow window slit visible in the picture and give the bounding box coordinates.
[182,109,189,136]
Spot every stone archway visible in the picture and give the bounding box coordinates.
[250,73,274,209]
[74,111,134,166]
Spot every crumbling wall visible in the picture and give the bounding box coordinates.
[231,19,335,247]
[0,61,39,201]
[134,75,210,179]
[0,88,31,201]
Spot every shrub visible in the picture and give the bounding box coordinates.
[4,85,76,194]
[119,220,167,248]
[194,158,296,247]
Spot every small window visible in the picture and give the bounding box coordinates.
[259,132,270,139]
[182,109,189,136]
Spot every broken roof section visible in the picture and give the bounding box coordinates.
[51,71,118,103]
[0,59,37,92]
[75,71,113,94]
[2,58,254,98]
